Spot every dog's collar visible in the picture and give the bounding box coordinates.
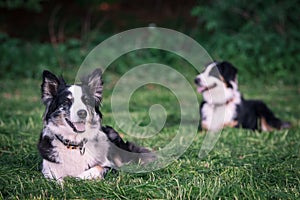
[210,97,235,108]
[55,134,88,155]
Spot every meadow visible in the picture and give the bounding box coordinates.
[0,63,299,199]
[0,1,299,198]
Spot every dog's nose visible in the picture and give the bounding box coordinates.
[77,109,87,119]
[194,77,200,85]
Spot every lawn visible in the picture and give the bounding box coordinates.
[0,67,299,199]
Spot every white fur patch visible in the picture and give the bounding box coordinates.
[41,129,112,180]
[201,93,240,131]
[196,63,228,104]
[68,85,89,123]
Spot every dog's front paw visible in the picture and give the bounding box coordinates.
[76,166,109,180]
[280,121,291,129]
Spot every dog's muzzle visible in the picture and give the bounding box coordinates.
[194,78,217,93]
[65,118,86,133]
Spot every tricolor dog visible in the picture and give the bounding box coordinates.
[194,61,291,131]
[38,69,153,181]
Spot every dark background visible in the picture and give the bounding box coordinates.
[0,0,299,83]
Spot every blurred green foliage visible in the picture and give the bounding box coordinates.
[191,0,299,83]
[0,0,44,12]
[0,0,116,11]
[0,33,87,78]
[0,0,299,83]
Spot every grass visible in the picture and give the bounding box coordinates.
[0,67,299,199]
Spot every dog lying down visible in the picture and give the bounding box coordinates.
[194,61,291,131]
[38,69,155,181]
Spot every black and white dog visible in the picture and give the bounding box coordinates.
[194,61,291,131]
[38,69,153,181]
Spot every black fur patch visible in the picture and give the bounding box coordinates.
[37,133,59,163]
[41,71,72,122]
[102,126,150,153]
[216,61,238,88]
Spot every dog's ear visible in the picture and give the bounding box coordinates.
[41,70,64,105]
[82,68,103,105]
[217,61,238,84]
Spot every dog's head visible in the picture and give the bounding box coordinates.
[41,69,103,134]
[194,61,238,104]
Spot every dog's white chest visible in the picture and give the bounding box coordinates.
[201,102,238,130]
[42,132,112,180]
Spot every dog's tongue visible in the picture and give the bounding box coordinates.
[197,86,207,93]
[73,122,86,133]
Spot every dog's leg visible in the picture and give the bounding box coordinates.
[76,165,109,180]
[254,100,291,130]
[102,126,151,153]
[102,126,156,166]
[38,134,60,163]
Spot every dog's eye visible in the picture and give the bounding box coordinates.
[63,98,72,105]
[82,96,90,105]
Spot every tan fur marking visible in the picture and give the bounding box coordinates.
[224,120,238,128]
[95,165,104,171]
[261,117,274,131]
[201,122,208,130]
